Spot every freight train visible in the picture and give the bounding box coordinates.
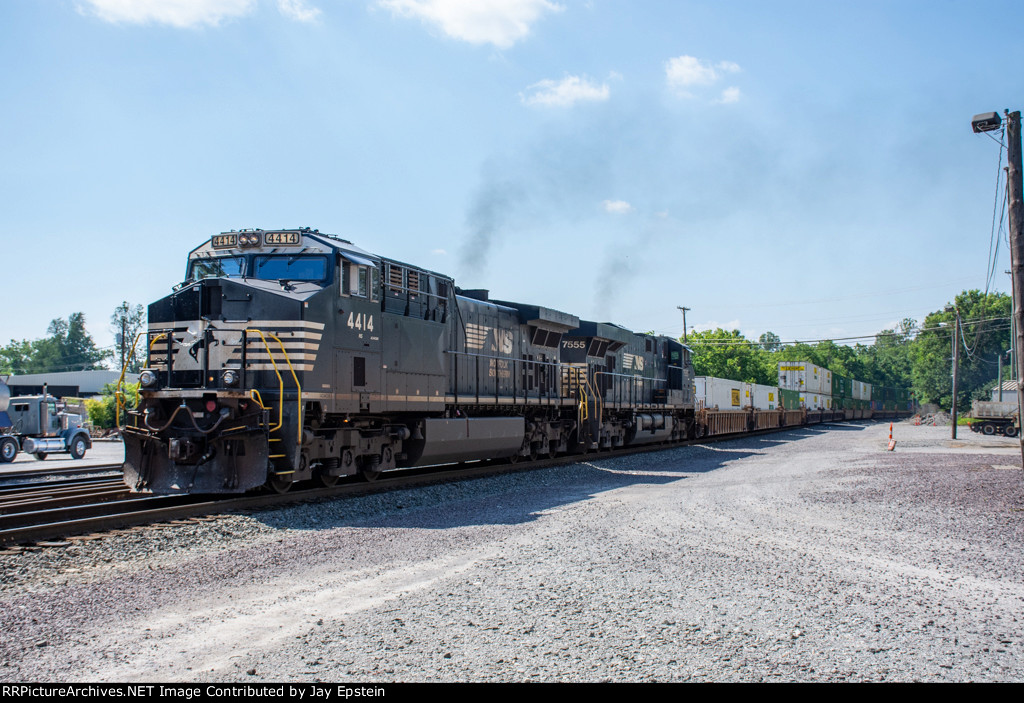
[120,228,912,495]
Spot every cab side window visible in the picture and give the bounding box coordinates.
[341,262,370,298]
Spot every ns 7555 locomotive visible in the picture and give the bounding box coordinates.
[122,228,695,494]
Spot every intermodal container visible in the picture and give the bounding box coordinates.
[779,388,802,410]
[802,392,831,411]
[694,377,745,411]
[778,362,832,395]
[832,373,849,399]
[746,383,778,410]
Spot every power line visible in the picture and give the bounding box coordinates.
[687,315,1011,347]
[986,123,1007,294]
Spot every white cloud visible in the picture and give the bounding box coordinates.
[79,0,256,28]
[431,248,448,255]
[277,0,320,22]
[603,200,632,214]
[80,0,320,27]
[717,86,741,104]
[520,75,609,107]
[665,55,741,97]
[378,0,563,49]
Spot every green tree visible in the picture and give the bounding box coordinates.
[111,302,147,374]
[33,313,109,372]
[759,331,782,352]
[861,318,916,388]
[911,291,1011,411]
[0,313,108,374]
[0,339,36,374]
[85,381,138,429]
[688,328,775,385]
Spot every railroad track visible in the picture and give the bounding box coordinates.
[0,422,853,548]
[0,463,124,484]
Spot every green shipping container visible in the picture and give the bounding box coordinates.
[779,388,801,410]
[831,373,849,399]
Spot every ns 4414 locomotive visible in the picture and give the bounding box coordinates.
[121,228,696,494]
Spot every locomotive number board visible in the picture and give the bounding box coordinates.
[211,234,238,249]
[264,231,302,246]
[211,231,303,249]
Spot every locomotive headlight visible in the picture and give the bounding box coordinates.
[139,370,158,387]
[222,369,239,386]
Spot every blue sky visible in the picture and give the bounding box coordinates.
[2,0,1022,364]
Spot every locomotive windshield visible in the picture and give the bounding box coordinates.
[185,254,330,284]
[253,255,329,283]
[188,256,245,281]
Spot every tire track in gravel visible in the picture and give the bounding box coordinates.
[80,544,504,681]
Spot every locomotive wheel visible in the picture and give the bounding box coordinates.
[316,473,340,488]
[69,436,87,460]
[268,475,293,494]
[360,467,381,482]
[0,438,17,463]
[34,452,48,461]
[1006,426,1019,438]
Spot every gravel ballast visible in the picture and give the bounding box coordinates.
[1,421,1022,682]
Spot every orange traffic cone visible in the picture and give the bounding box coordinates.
[887,423,896,451]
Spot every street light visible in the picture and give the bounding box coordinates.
[972,112,1002,133]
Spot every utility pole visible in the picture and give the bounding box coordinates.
[998,351,1003,401]
[677,306,690,343]
[947,306,960,439]
[1008,112,1024,466]
[974,109,1024,466]
[119,316,127,372]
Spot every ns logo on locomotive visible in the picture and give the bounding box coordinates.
[121,228,695,494]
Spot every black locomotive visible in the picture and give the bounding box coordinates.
[122,228,696,494]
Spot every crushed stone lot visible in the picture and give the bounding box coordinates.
[1,421,1022,682]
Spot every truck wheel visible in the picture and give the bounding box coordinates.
[69,436,87,460]
[0,438,17,463]
[33,452,47,461]
[1006,426,1018,438]
[983,424,996,436]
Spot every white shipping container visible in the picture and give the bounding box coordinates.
[851,381,872,401]
[694,377,745,411]
[778,362,831,395]
[801,393,832,411]
[745,383,778,410]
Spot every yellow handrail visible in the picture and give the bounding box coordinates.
[245,329,286,433]
[249,389,266,409]
[114,331,154,427]
[246,329,303,445]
